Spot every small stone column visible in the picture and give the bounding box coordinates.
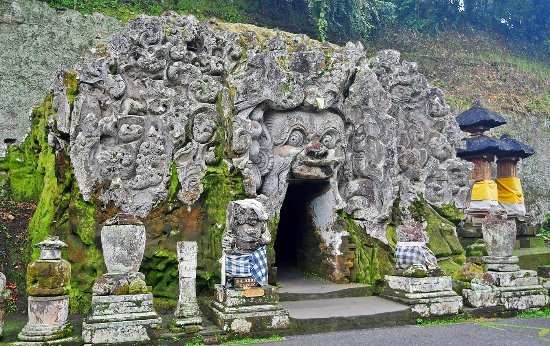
[173,241,202,332]
[18,236,72,342]
[0,272,6,338]
[463,212,549,309]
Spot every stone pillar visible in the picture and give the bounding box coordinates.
[463,213,549,310]
[82,214,162,344]
[0,272,6,338]
[18,236,72,342]
[173,241,202,332]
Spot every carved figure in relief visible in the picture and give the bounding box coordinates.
[222,198,270,287]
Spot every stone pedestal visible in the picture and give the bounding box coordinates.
[462,259,549,310]
[173,241,202,331]
[463,217,550,310]
[18,295,71,342]
[208,285,290,334]
[82,293,162,344]
[382,275,463,317]
[82,215,162,344]
[19,237,72,342]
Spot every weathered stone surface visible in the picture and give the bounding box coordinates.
[83,293,162,343]
[482,216,517,257]
[49,13,469,236]
[383,275,462,317]
[485,270,539,287]
[18,295,70,342]
[174,241,202,326]
[385,275,453,293]
[101,216,146,273]
[0,0,123,156]
[0,272,5,337]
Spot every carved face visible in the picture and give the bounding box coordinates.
[224,199,270,253]
[265,110,345,180]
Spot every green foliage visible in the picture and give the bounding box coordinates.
[44,0,255,22]
[416,315,471,326]
[224,334,283,344]
[518,308,550,318]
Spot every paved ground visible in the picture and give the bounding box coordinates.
[278,270,369,295]
[281,296,408,319]
[259,317,550,346]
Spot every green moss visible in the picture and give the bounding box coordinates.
[0,95,56,202]
[142,248,179,300]
[340,212,394,290]
[62,70,78,105]
[431,203,464,226]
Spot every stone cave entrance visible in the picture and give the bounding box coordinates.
[274,180,331,280]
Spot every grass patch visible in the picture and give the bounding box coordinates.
[416,315,481,326]
[518,308,550,319]
[224,334,283,344]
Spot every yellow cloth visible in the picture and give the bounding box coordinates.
[496,177,524,204]
[471,180,498,201]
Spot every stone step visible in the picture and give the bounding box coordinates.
[281,296,413,334]
[515,236,546,249]
[514,247,550,271]
[277,271,373,301]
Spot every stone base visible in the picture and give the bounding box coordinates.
[383,276,463,317]
[82,293,162,344]
[18,295,71,342]
[463,269,550,310]
[207,285,290,334]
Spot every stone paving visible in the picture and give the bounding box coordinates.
[259,317,550,346]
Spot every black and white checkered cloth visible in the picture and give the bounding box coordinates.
[395,242,438,270]
[225,246,268,286]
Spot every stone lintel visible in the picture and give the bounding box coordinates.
[384,275,453,293]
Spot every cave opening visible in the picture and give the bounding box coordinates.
[274,180,330,277]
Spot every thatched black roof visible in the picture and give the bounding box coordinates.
[497,134,535,158]
[456,106,507,131]
[457,135,501,158]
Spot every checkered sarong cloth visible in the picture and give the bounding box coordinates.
[395,242,438,270]
[225,246,268,286]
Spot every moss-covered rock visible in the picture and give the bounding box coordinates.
[456,262,484,282]
[26,259,71,296]
[339,212,395,291]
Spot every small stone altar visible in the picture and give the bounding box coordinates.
[18,236,72,342]
[462,213,549,310]
[208,198,290,334]
[82,214,162,344]
[383,220,463,317]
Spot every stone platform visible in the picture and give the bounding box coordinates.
[382,275,463,317]
[463,268,549,310]
[207,285,290,334]
[82,293,162,344]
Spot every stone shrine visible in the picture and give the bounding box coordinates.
[462,212,549,310]
[383,219,463,317]
[18,236,72,342]
[82,214,162,344]
[46,12,472,293]
[173,241,203,332]
[208,198,290,334]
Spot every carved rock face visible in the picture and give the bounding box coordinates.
[223,199,270,254]
[265,110,344,181]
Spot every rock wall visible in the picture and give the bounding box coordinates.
[1,10,470,311]
[0,0,123,156]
